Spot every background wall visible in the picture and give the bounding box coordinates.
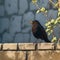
[0,0,59,43]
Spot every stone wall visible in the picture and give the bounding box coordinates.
[0,0,60,60]
[0,43,60,60]
[0,0,59,43]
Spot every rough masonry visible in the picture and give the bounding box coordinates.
[0,43,60,60]
[0,0,59,43]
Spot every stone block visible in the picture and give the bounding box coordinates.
[0,0,4,4]
[47,10,58,19]
[22,34,30,42]
[18,43,35,50]
[22,12,34,33]
[0,37,2,43]
[19,0,28,14]
[0,5,4,16]
[57,43,60,49]
[38,43,54,49]
[28,51,60,60]
[9,15,22,35]
[0,51,26,60]
[5,0,18,15]
[3,43,17,50]
[30,2,38,10]
[0,18,9,33]
[14,33,23,43]
[15,33,30,43]
[0,44,1,50]
[2,33,13,43]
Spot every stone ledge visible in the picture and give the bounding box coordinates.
[3,43,17,50]
[38,43,54,50]
[0,44,1,50]
[0,43,60,50]
[18,43,35,50]
[57,43,60,49]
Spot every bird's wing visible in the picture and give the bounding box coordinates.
[38,24,48,39]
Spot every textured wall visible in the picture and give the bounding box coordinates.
[0,43,60,60]
[0,0,59,43]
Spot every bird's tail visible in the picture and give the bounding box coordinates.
[45,38,51,43]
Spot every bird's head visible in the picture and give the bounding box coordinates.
[30,20,40,26]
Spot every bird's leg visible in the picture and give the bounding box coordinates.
[35,39,38,50]
[35,39,42,50]
[35,42,37,50]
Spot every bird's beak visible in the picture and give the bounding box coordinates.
[30,20,33,24]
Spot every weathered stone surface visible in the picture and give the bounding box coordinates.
[9,16,22,35]
[49,0,58,9]
[41,0,49,9]
[19,0,28,14]
[22,34,30,42]
[14,33,23,43]
[38,43,54,49]
[15,33,30,43]
[0,51,26,60]
[17,51,26,60]
[3,43,17,50]
[0,37,2,43]
[30,2,38,10]
[5,0,18,15]
[18,43,35,50]
[30,0,49,10]
[37,0,49,9]
[0,5,4,16]
[28,51,60,60]
[54,26,60,39]
[57,43,60,49]
[22,12,34,33]
[0,51,15,60]
[35,13,48,28]
[0,0,3,3]
[0,18,9,33]
[0,44,1,50]
[2,33,13,43]
[47,10,58,19]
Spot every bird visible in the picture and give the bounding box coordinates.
[30,20,50,42]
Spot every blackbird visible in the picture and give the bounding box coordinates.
[31,20,50,42]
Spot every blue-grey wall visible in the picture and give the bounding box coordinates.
[0,0,59,43]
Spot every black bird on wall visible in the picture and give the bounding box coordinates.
[30,20,50,42]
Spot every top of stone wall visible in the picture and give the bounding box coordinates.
[0,43,60,51]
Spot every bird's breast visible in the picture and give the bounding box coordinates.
[32,25,37,33]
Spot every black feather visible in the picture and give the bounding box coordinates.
[32,20,50,42]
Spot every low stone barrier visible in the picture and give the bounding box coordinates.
[0,43,60,60]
